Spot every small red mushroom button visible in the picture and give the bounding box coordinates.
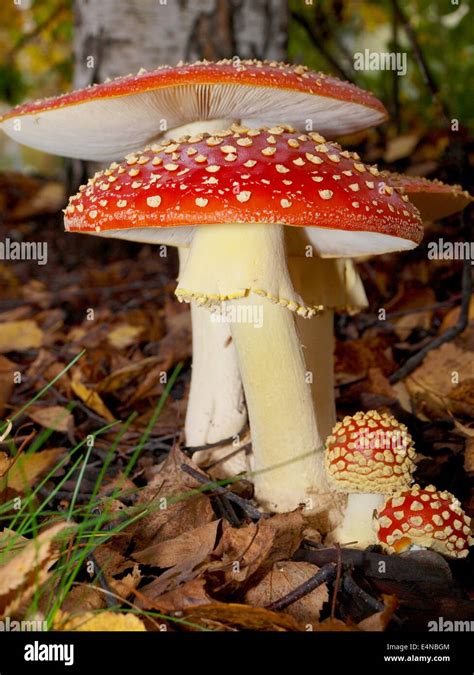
[326,410,416,492]
[325,411,416,548]
[375,484,473,559]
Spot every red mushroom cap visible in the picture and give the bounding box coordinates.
[325,410,416,493]
[64,126,423,257]
[0,59,388,161]
[375,484,473,559]
[381,172,473,221]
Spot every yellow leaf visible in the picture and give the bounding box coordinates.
[28,406,73,433]
[0,522,74,616]
[0,321,43,353]
[96,356,160,393]
[6,448,65,492]
[71,370,115,422]
[107,324,143,350]
[55,611,147,631]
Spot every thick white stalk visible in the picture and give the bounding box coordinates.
[287,245,368,443]
[327,492,384,548]
[178,248,247,454]
[296,310,336,443]
[230,294,327,512]
[186,302,247,445]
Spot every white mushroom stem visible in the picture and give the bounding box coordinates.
[178,248,247,451]
[287,243,368,442]
[185,303,247,445]
[327,493,384,548]
[296,310,336,441]
[177,222,330,512]
[230,294,327,511]
[163,119,239,140]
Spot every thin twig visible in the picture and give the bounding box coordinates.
[180,464,262,520]
[203,443,251,471]
[214,495,241,527]
[183,425,249,454]
[266,563,336,612]
[87,552,116,608]
[342,571,385,613]
[389,257,472,383]
[330,544,342,619]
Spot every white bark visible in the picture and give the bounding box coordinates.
[73,0,288,88]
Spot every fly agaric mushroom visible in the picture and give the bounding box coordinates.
[325,410,416,547]
[380,172,473,221]
[0,59,387,160]
[0,59,389,455]
[375,484,473,559]
[63,126,423,513]
[291,173,474,445]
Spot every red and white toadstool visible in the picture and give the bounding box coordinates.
[325,410,416,547]
[380,172,473,221]
[0,59,389,455]
[375,484,473,559]
[63,126,423,513]
[292,172,474,447]
[0,59,387,161]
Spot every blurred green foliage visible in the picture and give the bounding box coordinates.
[289,0,473,131]
[0,0,73,106]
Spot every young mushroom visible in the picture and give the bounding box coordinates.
[375,484,473,559]
[0,60,388,456]
[325,410,416,547]
[63,126,423,515]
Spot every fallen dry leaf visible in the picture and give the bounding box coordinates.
[206,510,305,591]
[107,324,144,350]
[133,519,220,568]
[0,320,43,353]
[0,356,15,417]
[96,356,160,394]
[141,578,213,614]
[6,447,65,492]
[244,561,328,624]
[55,610,146,631]
[0,528,28,565]
[28,406,74,434]
[440,298,474,333]
[405,341,474,418]
[464,439,474,474]
[357,594,398,631]
[133,446,214,550]
[0,522,74,615]
[182,602,304,631]
[71,369,115,422]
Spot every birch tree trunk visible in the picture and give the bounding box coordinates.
[73,0,288,88]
